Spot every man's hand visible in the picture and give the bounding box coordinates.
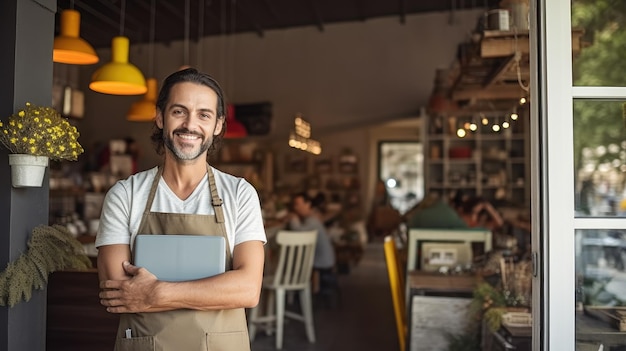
[99,261,159,313]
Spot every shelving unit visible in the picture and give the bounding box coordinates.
[424,108,529,206]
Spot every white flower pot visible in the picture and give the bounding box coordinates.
[8,154,49,188]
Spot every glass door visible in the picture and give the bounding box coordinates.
[537,0,626,349]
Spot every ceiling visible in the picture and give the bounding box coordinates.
[55,0,500,49]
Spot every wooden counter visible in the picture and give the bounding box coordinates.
[46,270,119,351]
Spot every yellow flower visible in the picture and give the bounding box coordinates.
[0,103,84,161]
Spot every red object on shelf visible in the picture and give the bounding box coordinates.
[224,104,248,139]
[449,147,472,159]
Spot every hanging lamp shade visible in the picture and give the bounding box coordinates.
[89,36,147,95]
[127,78,158,121]
[224,104,248,138]
[53,9,99,65]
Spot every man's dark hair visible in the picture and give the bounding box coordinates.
[150,67,227,156]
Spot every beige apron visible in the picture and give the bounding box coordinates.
[114,166,251,351]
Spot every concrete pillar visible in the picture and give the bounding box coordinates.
[0,0,55,350]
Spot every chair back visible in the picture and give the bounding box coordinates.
[272,230,318,290]
[384,235,406,351]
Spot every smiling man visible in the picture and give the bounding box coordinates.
[95,68,266,350]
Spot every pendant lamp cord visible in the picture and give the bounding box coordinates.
[229,0,237,98]
[119,0,126,36]
[220,0,226,82]
[149,0,155,76]
[197,0,205,69]
[184,0,190,66]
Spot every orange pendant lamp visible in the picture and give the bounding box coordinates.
[224,104,248,138]
[127,78,158,121]
[53,9,99,65]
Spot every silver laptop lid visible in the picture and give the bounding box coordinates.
[133,235,226,282]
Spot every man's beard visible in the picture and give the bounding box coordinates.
[163,127,212,161]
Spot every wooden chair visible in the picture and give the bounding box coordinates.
[384,235,406,351]
[248,230,318,349]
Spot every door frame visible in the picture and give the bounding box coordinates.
[533,0,626,349]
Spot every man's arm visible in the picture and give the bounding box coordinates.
[97,244,132,282]
[99,240,265,313]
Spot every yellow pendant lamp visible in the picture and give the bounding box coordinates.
[89,36,147,95]
[53,9,99,65]
[127,78,158,121]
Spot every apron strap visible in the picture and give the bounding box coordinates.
[207,165,226,224]
[143,166,164,216]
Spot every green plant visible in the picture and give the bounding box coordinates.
[470,282,507,313]
[0,224,92,307]
[0,102,84,161]
[469,282,509,333]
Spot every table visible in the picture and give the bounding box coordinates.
[408,270,477,294]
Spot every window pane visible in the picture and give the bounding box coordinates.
[379,142,423,214]
[572,0,626,86]
[575,229,626,349]
[573,100,626,217]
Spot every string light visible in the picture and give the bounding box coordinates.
[289,114,321,154]
[457,128,467,138]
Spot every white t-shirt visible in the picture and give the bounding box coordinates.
[95,166,267,254]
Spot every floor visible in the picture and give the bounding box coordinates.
[250,241,399,351]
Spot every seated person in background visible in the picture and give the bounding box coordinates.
[404,191,504,231]
[288,192,337,293]
[404,193,469,229]
[452,191,504,231]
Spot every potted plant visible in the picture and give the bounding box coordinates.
[0,102,84,187]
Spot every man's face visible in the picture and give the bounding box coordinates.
[156,82,223,162]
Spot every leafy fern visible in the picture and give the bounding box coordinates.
[0,224,92,307]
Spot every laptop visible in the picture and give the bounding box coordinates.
[133,235,226,282]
